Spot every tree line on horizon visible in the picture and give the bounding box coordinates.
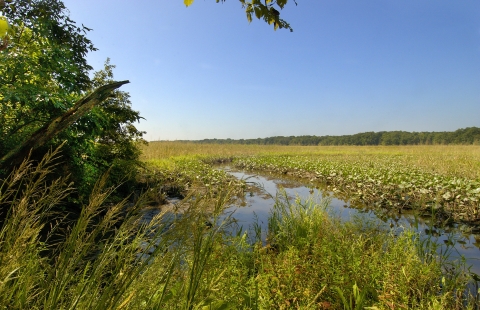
[172,127,480,146]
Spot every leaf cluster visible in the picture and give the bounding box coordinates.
[0,0,96,154]
[1,0,95,91]
[241,0,293,31]
[185,0,295,31]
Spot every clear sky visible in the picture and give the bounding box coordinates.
[62,0,480,141]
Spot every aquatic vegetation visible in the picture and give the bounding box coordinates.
[142,143,480,180]
[145,156,247,201]
[233,154,480,223]
[249,192,472,309]
[2,144,478,308]
[143,144,480,219]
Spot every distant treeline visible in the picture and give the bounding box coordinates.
[175,127,480,146]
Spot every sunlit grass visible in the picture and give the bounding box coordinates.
[142,142,480,179]
[251,191,471,309]
[141,143,480,222]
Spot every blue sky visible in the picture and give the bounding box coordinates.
[63,0,480,141]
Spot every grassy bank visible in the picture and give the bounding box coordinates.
[0,144,479,308]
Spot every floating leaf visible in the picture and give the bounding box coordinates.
[443,192,452,200]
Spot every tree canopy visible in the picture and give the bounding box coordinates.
[0,0,145,202]
[0,0,96,154]
[174,127,480,146]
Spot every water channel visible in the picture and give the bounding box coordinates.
[223,168,480,275]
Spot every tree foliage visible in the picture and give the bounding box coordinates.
[176,127,480,146]
[63,60,146,199]
[0,0,145,203]
[0,0,96,153]
[0,15,8,38]
[185,0,295,31]
[0,80,129,169]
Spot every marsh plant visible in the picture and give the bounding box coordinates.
[0,148,477,309]
[0,149,233,309]
[0,148,173,309]
[234,154,480,223]
[259,191,474,308]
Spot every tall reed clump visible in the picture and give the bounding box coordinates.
[0,149,73,308]
[248,190,474,309]
[0,148,159,309]
[0,147,247,309]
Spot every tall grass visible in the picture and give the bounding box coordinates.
[0,148,247,309]
[0,148,174,309]
[0,148,219,309]
[0,147,476,309]
[260,191,473,308]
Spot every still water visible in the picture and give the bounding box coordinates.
[223,168,480,275]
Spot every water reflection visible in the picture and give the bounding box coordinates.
[224,168,480,275]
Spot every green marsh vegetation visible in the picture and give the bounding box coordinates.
[138,142,480,308]
[0,143,478,308]
[233,152,480,224]
[144,143,480,222]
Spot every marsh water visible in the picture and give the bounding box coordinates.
[223,168,480,275]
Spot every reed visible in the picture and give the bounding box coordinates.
[258,191,471,308]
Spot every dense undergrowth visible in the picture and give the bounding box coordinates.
[1,145,479,309]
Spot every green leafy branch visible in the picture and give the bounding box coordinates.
[184,0,295,31]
